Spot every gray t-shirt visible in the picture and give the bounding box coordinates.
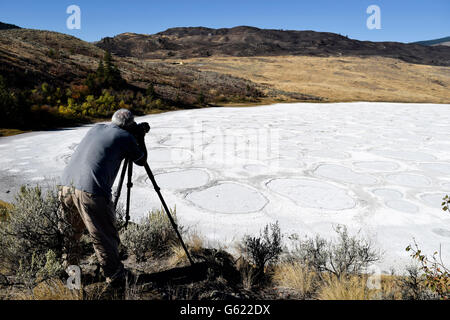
[61,123,144,199]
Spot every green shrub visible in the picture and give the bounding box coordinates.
[398,265,438,300]
[85,51,126,93]
[289,225,381,280]
[146,83,156,100]
[16,250,64,288]
[120,207,181,262]
[197,91,206,105]
[0,186,72,285]
[241,222,283,279]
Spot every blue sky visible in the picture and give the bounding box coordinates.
[0,0,448,43]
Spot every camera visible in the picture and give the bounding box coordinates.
[127,121,150,139]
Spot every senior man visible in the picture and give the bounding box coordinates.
[59,109,149,286]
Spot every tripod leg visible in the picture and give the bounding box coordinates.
[113,158,129,210]
[124,160,133,229]
[143,163,195,266]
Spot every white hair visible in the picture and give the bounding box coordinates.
[112,109,134,128]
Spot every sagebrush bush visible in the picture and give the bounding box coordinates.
[397,265,437,300]
[16,250,64,288]
[0,186,71,283]
[241,222,283,279]
[120,207,181,262]
[289,225,381,280]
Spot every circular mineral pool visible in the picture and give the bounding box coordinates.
[419,193,447,208]
[385,173,432,188]
[385,200,419,213]
[418,163,450,175]
[266,178,355,210]
[372,188,403,200]
[353,161,399,171]
[153,169,210,190]
[186,183,268,214]
[314,164,377,185]
[432,228,450,238]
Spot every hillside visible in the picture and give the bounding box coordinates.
[0,27,310,108]
[0,28,104,88]
[178,55,450,103]
[413,36,450,47]
[96,26,450,66]
[0,22,20,30]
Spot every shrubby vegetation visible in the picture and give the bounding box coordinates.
[0,52,170,130]
[240,222,283,281]
[120,207,182,262]
[0,185,448,300]
[0,186,69,286]
[288,225,381,280]
[1,49,268,132]
[406,240,449,299]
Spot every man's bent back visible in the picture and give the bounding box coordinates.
[61,123,144,199]
[59,109,147,286]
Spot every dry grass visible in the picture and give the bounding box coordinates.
[269,257,405,300]
[273,262,318,298]
[235,257,256,290]
[272,263,404,300]
[317,274,375,300]
[176,55,450,104]
[82,282,129,300]
[12,279,82,300]
[169,233,205,266]
[0,199,12,222]
[379,275,403,300]
[317,274,404,300]
[0,199,12,210]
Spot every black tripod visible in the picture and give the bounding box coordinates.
[113,158,195,266]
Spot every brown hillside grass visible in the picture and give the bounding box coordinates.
[175,55,450,104]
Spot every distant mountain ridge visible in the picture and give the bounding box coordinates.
[96,26,450,66]
[413,36,450,47]
[0,22,20,30]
